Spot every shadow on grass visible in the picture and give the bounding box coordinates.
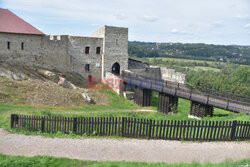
[213,114,229,117]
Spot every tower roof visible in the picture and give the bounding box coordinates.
[0,8,44,35]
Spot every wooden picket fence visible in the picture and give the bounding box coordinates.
[11,114,250,141]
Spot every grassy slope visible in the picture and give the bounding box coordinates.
[1,92,249,132]
[0,154,250,167]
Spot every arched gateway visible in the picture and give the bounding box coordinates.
[111,62,120,75]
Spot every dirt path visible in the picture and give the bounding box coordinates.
[0,129,249,163]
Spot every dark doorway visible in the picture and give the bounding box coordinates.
[111,62,120,75]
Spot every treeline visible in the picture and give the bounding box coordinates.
[187,66,250,96]
[129,41,250,65]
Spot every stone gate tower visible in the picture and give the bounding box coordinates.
[92,26,128,80]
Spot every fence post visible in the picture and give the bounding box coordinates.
[121,117,125,137]
[41,117,45,133]
[148,119,152,139]
[230,120,237,140]
[73,118,77,134]
[11,114,18,128]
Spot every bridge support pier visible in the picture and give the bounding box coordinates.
[189,101,214,118]
[134,88,152,106]
[157,93,178,114]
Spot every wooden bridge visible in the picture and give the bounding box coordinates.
[121,71,250,118]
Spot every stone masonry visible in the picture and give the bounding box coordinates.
[0,26,128,82]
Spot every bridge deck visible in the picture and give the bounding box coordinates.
[122,71,250,114]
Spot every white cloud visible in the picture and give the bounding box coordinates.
[115,13,127,20]
[212,21,223,27]
[90,24,99,26]
[171,28,189,35]
[244,23,250,28]
[140,15,158,22]
[2,0,250,44]
[234,14,249,19]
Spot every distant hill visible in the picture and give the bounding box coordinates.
[128,41,250,65]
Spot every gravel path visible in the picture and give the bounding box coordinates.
[0,129,249,163]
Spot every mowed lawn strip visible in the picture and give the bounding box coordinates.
[0,154,250,167]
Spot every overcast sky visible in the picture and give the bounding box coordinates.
[1,0,250,45]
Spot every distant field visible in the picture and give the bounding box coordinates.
[192,66,221,72]
[136,57,249,72]
[148,57,225,65]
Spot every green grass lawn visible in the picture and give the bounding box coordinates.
[0,154,249,167]
[0,89,249,139]
[1,93,249,130]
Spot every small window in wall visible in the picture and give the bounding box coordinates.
[85,64,90,72]
[116,39,118,45]
[7,42,10,49]
[96,47,101,54]
[85,47,90,54]
[21,42,24,50]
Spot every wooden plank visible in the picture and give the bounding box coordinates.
[185,121,190,140]
[169,120,173,140]
[165,120,170,140]
[92,117,94,134]
[189,121,193,141]
[118,117,121,136]
[114,117,117,136]
[225,121,230,141]
[192,121,197,140]
[176,120,180,140]
[238,121,244,140]
[130,118,133,137]
[100,117,102,135]
[216,121,221,140]
[152,120,155,139]
[132,118,136,137]
[159,120,163,139]
[211,121,218,140]
[136,118,139,138]
[219,121,225,141]
[195,121,200,140]
[178,120,183,140]
[155,120,159,139]
[243,121,248,139]
[205,121,211,140]
[182,120,186,140]
[162,120,166,139]
[142,119,146,138]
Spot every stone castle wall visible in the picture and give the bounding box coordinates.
[93,26,128,80]
[0,25,129,82]
[68,36,103,80]
[161,67,187,84]
[0,33,43,66]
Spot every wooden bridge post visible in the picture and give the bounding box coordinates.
[157,93,178,114]
[134,87,152,106]
[189,101,214,118]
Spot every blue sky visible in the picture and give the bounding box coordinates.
[1,0,250,45]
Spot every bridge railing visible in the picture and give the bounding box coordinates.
[122,71,250,114]
[122,70,250,104]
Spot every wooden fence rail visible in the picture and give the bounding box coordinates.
[11,114,250,141]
